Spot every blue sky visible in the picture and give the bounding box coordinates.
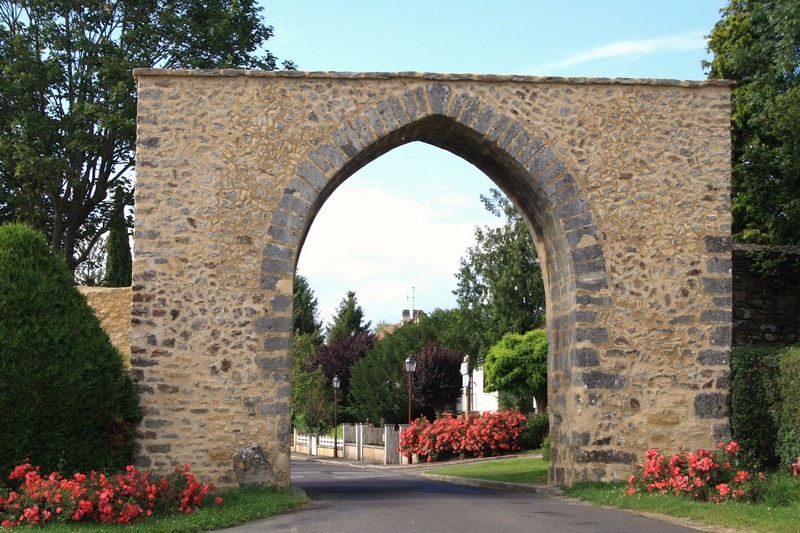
[259,0,728,328]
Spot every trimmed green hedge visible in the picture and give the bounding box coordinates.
[0,223,141,481]
[731,344,800,470]
[777,346,800,469]
[731,344,784,468]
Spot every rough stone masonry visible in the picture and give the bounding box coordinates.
[131,70,733,487]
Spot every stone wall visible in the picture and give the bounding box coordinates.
[79,286,132,364]
[732,248,800,345]
[132,70,733,488]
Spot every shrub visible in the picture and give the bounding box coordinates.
[0,224,141,479]
[626,442,765,503]
[730,344,784,467]
[0,462,214,527]
[777,346,800,470]
[519,412,549,450]
[399,410,527,462]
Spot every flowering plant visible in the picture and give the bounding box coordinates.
[792,456,800,477]
[399,410,527,462]
[0,462,219,528]
[626,442,765,503]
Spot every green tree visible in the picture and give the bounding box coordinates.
[326,290,372,342]
[0,223,141,477]
[104,188,131,287]
[484,329,548,411]
[348,315,451,423]
[0,0,294,274]
[705,0,800,270]
[291,332,332,434]
[454,189,545,368]
[293,274,322,343]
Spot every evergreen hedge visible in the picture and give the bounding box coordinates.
[730,344,784,468]
[0,223,141,481]
[731,344,800,471]
[777,346,800,469]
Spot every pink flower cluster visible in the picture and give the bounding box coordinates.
[399,410,527,462]
[626,441,764,503]
[792,456,800,477]
[0,462,219,528]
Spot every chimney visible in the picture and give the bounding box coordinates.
[402,309,411,323]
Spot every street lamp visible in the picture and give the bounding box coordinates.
[404,354,417,425]
[332,375,341,458]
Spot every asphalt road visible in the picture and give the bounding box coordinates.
[214,458,703,533]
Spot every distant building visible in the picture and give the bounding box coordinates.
[375,308,425,340]
[456,366,499,413]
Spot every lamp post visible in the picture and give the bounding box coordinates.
[332,375,340,458]
[404,354,417,425]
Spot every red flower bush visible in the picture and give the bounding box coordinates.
[0,461,214,528]
[399,410,527,462]
[626,442,765,503]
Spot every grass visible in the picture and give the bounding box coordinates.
[427,455,800,533]
[564,480,800,533]
[8,486,307,533]
[426,455,549,485]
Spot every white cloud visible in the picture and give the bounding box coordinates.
[534,32,707,74]
[297,182,500,327]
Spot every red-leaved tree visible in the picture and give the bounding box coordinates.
[311,331,375,395]
[412,342,463,417]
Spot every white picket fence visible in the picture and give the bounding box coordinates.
[292,423,408,465]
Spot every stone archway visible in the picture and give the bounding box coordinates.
[132,70,733,487]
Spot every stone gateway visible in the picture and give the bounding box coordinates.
[131,70,733,487]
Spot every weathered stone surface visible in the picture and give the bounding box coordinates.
[79,286,131,363]
[232,444,278,486]
[130,70,732,489]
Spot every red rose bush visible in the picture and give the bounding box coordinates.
[399,410,527,463]
[626,441,765,503]
[0,461,218,528]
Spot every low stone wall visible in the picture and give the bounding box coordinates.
[732,248,800,345]
[78,286,131,364]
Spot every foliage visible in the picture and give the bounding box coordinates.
[0,223,140,478]
[0,462,215,527]
[348,324,419,423]
[292,275,322,343]
[484,329,547,411]
[104,188,131,287]
[347,316,452,423]
[399,410,527,462]
[777,346,800,469]
[453,189,545,368]
[326,290,372,341]
[627,442,765,503]
[730,344,784,468]
[705,0,800,270]
[566,479,800,533]
[0,0,294,274]
[311,331,374,394]
[411,342,463,418]
[291,332,331,434]
[519,412,549,451]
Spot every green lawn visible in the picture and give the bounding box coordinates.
[7,486,307,533]
[427,456,800,533]
[427,456,549,485]
[564,481,800,533]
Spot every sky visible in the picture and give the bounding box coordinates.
[258,0,728,329]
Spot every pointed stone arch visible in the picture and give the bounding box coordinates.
[132,70,733,488]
